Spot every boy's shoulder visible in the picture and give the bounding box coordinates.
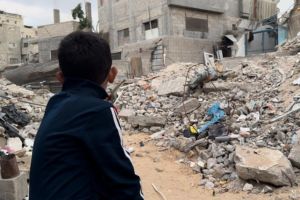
[48,90,114,114]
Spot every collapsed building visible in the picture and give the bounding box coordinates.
[287,0,300,39]
[98,0,279,78]
[113,42,300,194]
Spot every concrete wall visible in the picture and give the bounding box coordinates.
[53,9,60,24]
[37,21,79,39]
[164,36,214,65]
[169,6,242,41]
[115,36,215,78]
[21,26,37,39]
[167,0,225,13]
[22,38,39,63]
[38,36,64,63]
[97,0,243,77]
[113,60,130,80]
[99,0,242,48]
[0,12,23,66]
[99,0,168,49]
[169,7,222,40]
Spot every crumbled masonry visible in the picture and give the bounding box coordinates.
[2,46,300,195]
[115,51,300,192]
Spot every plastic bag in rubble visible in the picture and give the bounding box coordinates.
[1,105,31,127]
[198,102,225,133]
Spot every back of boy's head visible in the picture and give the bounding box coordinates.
[58,31,112,84]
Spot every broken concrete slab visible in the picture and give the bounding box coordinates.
[175,98,200,114]
[243,183,254,192]
[0,172,28,200]
[0,135,7,148]
[288,131,300,168]
[150,130,165,140]
[128,116,166,127]
[157,77,186,96]
[6,138,23,152]
[203,81,263,93]
[235,145,296,186]
[293,77,300,85]
[118,109,135,120]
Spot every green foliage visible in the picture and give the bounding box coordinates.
[72,3,92,30]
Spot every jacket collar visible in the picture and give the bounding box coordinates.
[62,77,108,100]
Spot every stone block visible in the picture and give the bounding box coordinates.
[175,98,200,114]
[0,172,28,200]
[119,109,135,120]
[288,131,300,168]
[157,76,186,96]
[128,116,166,127]
[6,138,23,152]
[235,146,296,186]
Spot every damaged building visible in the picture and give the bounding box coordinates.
[286,0,300,40]
[0,11,40,67]
[37,9,80,63]
[21,26,39,64]
[98,0,279,77]
[37,2,92,63]
[0,11,23,67]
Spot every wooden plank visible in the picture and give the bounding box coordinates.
[130,57,143,77]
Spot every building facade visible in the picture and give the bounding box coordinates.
[37,20,80,63]
[37,2,93,64]
[98,0,278,77]
[21,26,39,63]
[0,11,23,66]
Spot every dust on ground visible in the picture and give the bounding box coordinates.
[125,133,300,200]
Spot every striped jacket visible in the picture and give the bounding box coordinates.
[29,78,143,200]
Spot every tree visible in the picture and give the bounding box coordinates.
[72,3,92,30]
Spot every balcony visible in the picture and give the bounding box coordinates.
[167,0,225,13]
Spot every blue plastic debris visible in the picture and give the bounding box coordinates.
[198,102,225,133]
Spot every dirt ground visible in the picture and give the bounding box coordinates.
[125,133,300,200]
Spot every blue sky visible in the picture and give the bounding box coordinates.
[0,0,295,27]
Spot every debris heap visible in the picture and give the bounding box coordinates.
[278,34,300,55]
[0,78,52,165]
[116,54,300,192]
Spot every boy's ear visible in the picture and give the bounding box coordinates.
[108,66,118,84]
[56,70,64,84]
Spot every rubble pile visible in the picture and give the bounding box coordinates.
[279,35,300,55]
[0,78,52,164]
[117,54,300,192]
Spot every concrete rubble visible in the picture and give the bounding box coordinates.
[114,52,300,192]
[1,45,300,196]
[278,35,300,55]
[235,146,296,186]
[0,78,51,199]
[288,130,300,168]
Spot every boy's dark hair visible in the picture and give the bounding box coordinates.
[58,31,112,84]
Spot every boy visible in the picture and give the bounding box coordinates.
[29,31,144,200]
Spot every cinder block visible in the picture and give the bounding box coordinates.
[0,172,28,200]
